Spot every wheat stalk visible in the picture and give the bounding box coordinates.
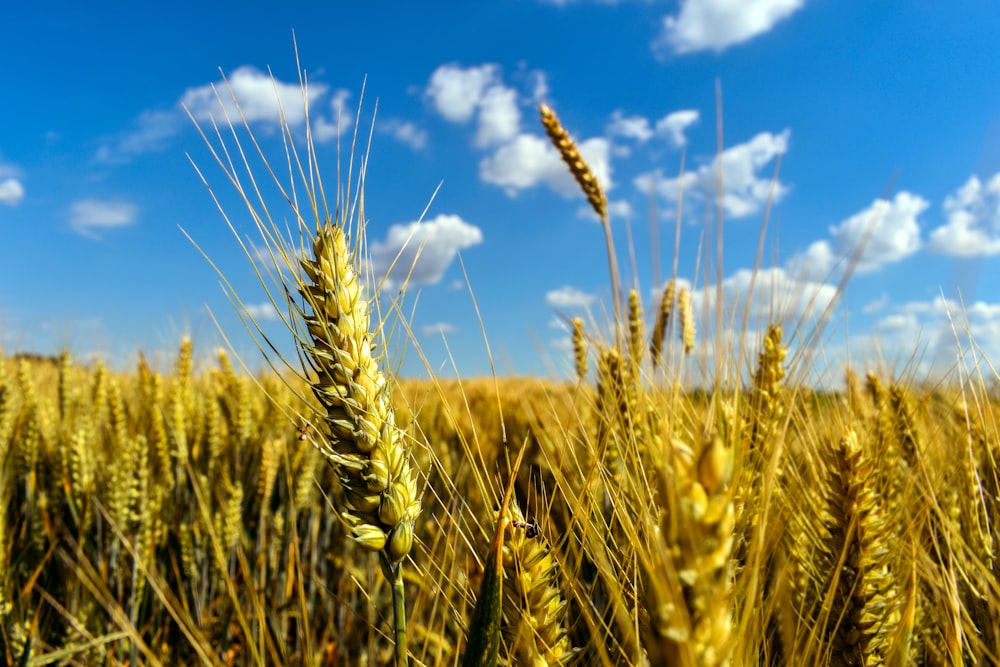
[186,62,421,666]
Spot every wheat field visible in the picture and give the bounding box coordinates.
[2,67,999,667]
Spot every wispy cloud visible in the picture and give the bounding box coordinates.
[69,199,138,238]
[245,302,281,322]
[863,293,889,314]
[606,108,699,148]
[421,322,456,337]
[94,110,183,164]
[607,110,654,142]
[546,285,596,309]
[379,119,429,150]
[693,266,839,327]
[96,66,341,163]
[635,129,789,219]
[655,110,700,147]
[655,0,805,55]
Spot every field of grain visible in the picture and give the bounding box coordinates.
[3,70,999,667]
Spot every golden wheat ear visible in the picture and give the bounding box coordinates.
[186,57,421,666]
[539,103,607,220]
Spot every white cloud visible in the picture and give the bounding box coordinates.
[69,199,138,238]
[480,134,612,198]
[639,129,789,218]
[526,70,549,104]
[694,266,839,326]
[380,119,428,150]
[0,178,25,206]
[607,110,653,142]
[655,109,700,147]
[371,214,484,286]
[606,109,699,147]
[181,65,325,126]
[791,239,838,279]
[796,192,928,277]
[246,302,280,321]
[864,295,1000,374]
[94,109,183,163]
[98,67,340,163]
[546,286,596,309]
[875,312,920,333]
[476,86,521,147]
[425,64,523,148]
[425,64,500,123]
[421,322,456,337]
[312,89,354,143]
[927,173,1000,256]
[862,293,889,315]
[655,0,805,55]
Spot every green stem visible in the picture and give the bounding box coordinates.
[387,556,408,667]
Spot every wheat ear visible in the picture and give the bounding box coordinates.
[650,279,676,368]
[301,223,421,563]
[539,103,607,219]
[539,103,623,330]
[571,317,588,382]
[186,62,421,666]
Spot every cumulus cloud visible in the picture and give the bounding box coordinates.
[927,173,1000,256]
[862,293,889,315]
[655,0,805,55]
[866,295,1000,374]
[97,67,342,163]
[371,214,484,286]
[69,199,138,238]
[655,109,700,147]
[792,192,928,277]
[637,130,789,218]
[0,178,25,206]
[424,63,523,148]
[423,62,617,201]
[425,64,499,122]
[181,65,325,126]
[246,302,281,322]
[546,286,597,309]
[480,134,612,198]
[606,109,699,148]
[312,89,354,143]
[476,86,521,147]
[379,119,428,150]
[607,110,654,142]
[694,266,839,326]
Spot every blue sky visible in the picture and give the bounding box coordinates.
[3,1,1000,382]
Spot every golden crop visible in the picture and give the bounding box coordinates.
[3,68,999,667]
